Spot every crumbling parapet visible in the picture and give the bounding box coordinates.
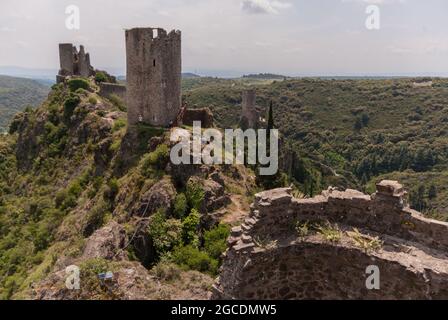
[181,107,214,128]
[57,44,95,83]
[213,180,448,300]
[98,82,127,101]
[126,27,182,127]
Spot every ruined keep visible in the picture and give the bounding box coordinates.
[213,181,448,299]
[126,28,182,127]
[57,44,95,83]
[240,90,261,129]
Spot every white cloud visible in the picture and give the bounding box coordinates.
[241,0,292,15]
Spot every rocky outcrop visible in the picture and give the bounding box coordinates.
[82,221,127,261]
[136,179,176,217]
[202,178,231,213]
[213,181,448,300]
[129,218,156,268]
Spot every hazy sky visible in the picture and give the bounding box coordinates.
[1,0,448,76]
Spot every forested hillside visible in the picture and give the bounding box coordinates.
[182,77,448,220]
[0,75,49,132]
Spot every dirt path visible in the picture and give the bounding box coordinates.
[221,194,250,225]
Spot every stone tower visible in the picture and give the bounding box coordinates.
[241,90,260,129]
[57,44,94,83]
[126,27,182,127]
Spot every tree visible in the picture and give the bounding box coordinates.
[267,100,275,131]
[410,185,427,212]
[361,113,370,127]
[428,185,437,200]
[354,117,363,131]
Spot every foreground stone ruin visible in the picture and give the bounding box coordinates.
[213,181,448,299]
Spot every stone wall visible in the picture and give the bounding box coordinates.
[126,28,182,127]
[99,83,127,101]
[181,108,214,128]
[213,181,448,300]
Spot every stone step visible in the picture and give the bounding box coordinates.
[231,226,242,237]
[244,217,257,226]
[227,237,238,246]
[241,234,252,244]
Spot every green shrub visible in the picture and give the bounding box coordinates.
[112,118,126,132]
[55,180,82,210]
[68,78,90,92]
[108,94,126,112]
[152,260,182,282]
[84,204,110,237]
[173,193,188,218]
[94,71,108,83]
[103,178,119,203]
[88,96,98,105]
[182,208,201,247]
[203,224,230,260]
[75,88,88,96]
[148,210,182,255]
[142,144,170,172]
[172,245,218,275]
[63,94,81,120]
[186,181,205,211]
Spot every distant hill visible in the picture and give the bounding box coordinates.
[242,73,288,80]
[116,73,201,82]
[0,75,50,132]
[182,72,201,79]
[0,66,57,81]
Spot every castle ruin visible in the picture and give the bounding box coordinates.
[57,44,95,83]
[213,181,448,299]
[240,90,261,129]
[126,28,182,127]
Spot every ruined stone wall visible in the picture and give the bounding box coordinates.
[126,28,182,127]
[241,90,260,129]
[57,44,94,83]
[213,181,448,300]
[59,43,75,76]
[181,108,214,128]
[99,83,127,101]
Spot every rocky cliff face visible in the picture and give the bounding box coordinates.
[0,77,255,300]
[213,181,448,299]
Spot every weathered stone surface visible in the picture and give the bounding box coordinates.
[136,179,176,217]
[240,90,261,129]
[58,44,95,82]
[202,178,231,212]
[181,107,214,128]
[82,221,127,260]
[99,82,127,101]
[126,28,181,127]
[376,180,404,196]
[213,180,448,300]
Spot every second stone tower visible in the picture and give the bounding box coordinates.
[126,27,182,127]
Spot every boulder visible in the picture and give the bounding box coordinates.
[82,221,127,260]
[136,179,176,216]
